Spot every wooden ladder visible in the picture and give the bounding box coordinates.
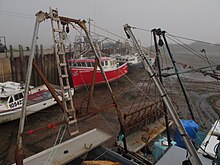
[49,8,78,136]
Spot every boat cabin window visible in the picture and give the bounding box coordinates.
[0,97,8,103]
[9,96,14,103]
[14,93,23,101]
[81,62,86,67]
[101,62,104,66]
[69,61,76,67]
[105,61,108,66]
[110,60,115,65]
[77,62,82,67]
[72,62,77,67]
[87,62,92,67]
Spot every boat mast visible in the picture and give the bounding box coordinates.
[124,24,202,165]
[15,11,47,165]
[81,20,129,155]
[151,28,171,146]
[160,29,195,121]
[16,9,81,164]
[58,17,129,154]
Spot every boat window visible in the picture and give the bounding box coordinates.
[1,97,8,103]
[18,93,23,99]
[72,62,77,67]
[14,93,23,100]
[81,62,86,67]
[14,94,19,101]
[110,61,113,66]
[87,62,92,67]
[77,62,82,67]
[9,96,14,103]
[105,61,108,66]
[101,62,104,66]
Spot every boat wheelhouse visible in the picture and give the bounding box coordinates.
[0,81,73,124]
[67,57,128,88]
[110,53,140,65]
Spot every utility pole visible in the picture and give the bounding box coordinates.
[88,18,93,35]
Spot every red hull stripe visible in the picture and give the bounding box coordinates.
[70,63,128,87]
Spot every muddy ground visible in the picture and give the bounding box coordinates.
[0,65,220,165]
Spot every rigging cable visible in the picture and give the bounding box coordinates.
[131,26,220,75]
[166,35,216,66]
[131,25,220,47]
[45,115,67,165]
[0,10,34,19]
[167,33,220,48]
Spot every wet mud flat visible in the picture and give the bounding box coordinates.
[0,65,220,165]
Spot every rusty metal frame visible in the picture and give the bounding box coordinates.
[123,101,163,131]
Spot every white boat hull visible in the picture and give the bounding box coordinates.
[0,82,74,124]
[0,95,60,124]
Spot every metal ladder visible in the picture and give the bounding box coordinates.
[49,8,78,136]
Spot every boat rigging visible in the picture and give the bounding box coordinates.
[123,24,203,165]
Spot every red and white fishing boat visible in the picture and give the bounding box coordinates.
[67,57,128,88]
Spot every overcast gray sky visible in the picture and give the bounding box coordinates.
[0,0,220,48]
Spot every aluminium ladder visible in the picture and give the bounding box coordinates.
[49,8,78,136]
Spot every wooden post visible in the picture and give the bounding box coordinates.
[46,54,50,83]
[86,59,98,113]
[0,59,3,82]
[39,45,44,85]
[54,54,58,85]
[35,45,39,86]
[69,44,72,59]
[52,53,56,85]
[10,45,16,81]
[43,53,47,83]
[48,49,54,82]
[18,45,25,82]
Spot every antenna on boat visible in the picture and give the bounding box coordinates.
[123,24,202,165]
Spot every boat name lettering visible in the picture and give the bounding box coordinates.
[9,100,23,108]
[73,71,78,76]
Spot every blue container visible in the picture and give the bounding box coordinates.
[152,137,176,161]
[174,119,199,149]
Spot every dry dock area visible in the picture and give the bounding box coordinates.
[0,65,220,165]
